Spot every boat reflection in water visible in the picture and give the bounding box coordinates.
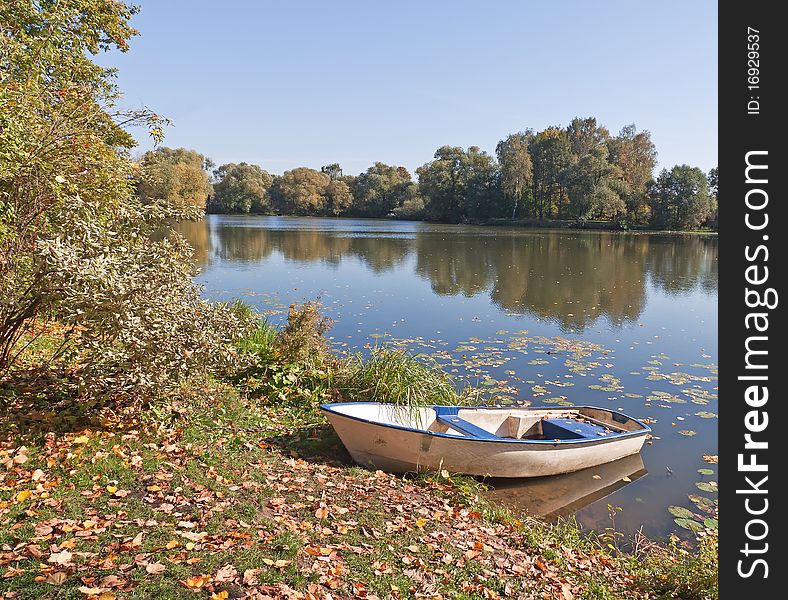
[484,453,647,520]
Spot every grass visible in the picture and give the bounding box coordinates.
[339,346,485,408]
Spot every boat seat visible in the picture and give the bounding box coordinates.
[434,412,499,440]
[541,418,609,440]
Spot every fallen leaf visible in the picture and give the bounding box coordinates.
[180,575,210,589]
[214,564,237,583]
[48,550,73,565]
[79,586,109,596]
[45,572,68,585]
[146,562,166,574]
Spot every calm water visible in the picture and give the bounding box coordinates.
[179,215,718,541]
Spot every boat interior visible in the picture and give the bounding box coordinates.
[430,407,637,440]
[328,403,645,441]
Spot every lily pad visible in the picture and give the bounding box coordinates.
[675,518,704,533]
[696,481,718,493]
[694,411,717,419]
[697,468,714,476]
[703,518,719,530]
[678,430,696,437]
[668,506,695,519]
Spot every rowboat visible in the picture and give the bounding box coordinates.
[320,402,650,478]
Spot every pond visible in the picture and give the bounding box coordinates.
[178,215,718,542]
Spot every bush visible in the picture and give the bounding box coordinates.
[275,301,333,366]
[0,1,251,405]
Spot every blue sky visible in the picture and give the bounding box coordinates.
[102,0,718,176]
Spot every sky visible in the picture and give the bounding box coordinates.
[101,0,718,176]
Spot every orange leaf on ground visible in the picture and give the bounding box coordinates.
[180,575,210,589]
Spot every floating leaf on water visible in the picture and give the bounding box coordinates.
[668,506,696,519]
[674,518,704,533]
[703,518,718,530]
[697,468,714,476]
[694,411,717,419]
[678,430,696,437]
[696,481,718,493]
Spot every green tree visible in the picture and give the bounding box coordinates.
[560,117,624,220]
[392,184,426,220]
[210,162,274,214]
[0,0,246,397]
[351,162,413,217]
[496,131,534,219]
[561,144,625,220]
[271,167,331,215]
[706,167,718,228]
[608,124,658,224]
[529,129,571,219]
[137,147,213,209]
[417,146,499,222]
[648,165,712,230]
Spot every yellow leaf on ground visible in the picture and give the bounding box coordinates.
[15,490,32,502]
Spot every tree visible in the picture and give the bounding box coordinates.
[271,168,331,215]
[706,167,718,228]
[529,129,571,219]
[417,146,499,222]
[210,162,274,214]
[608,124,658,224]
[321,163,343,180]
[496,131,534,219]
[648,165,712,230]
[326,179,353,215]
[561,144,625,220]
[0,0,246,398]
[351,162,413,217]
[137,147,213,209]
[560,117,625,220]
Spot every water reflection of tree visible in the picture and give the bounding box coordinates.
[213,224,275,263]
[414,234,497,296]
[645,235,718,295]
[173,220,212,269]
[195,222,412,272]
[489,233,648,329]
[178,218,717,330]
[347,237,411,273]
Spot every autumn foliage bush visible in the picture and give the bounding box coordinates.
[0,1,251,404]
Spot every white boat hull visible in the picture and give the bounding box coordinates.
[322,403,649,478]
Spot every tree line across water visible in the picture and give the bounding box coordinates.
[137,119,718,231]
